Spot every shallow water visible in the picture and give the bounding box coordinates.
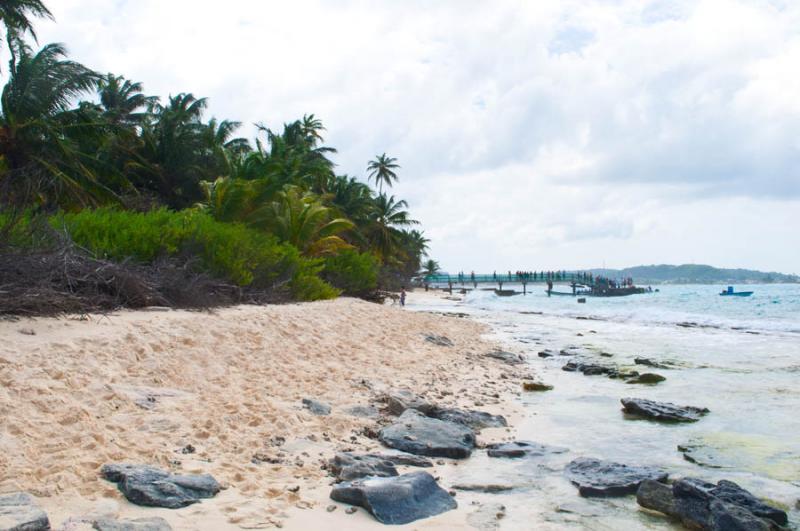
[410,284,800,529]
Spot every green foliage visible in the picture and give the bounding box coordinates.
[323,249,378,295]
[54,207,302,288]
[1,5,431,301]
[289,259,340,301]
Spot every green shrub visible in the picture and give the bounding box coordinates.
[290,259,341,301]
[322,249,378,295]
[52,208,303,290]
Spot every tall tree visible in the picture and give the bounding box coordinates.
[367,153,399,194]
[0,42,106,209]
[0,0,53,69]
[367,193,418,260]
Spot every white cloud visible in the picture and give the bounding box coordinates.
[14,0,800,273]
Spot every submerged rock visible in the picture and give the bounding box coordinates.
[330,471,457,525]
[621,398,709,423]
[561,361,617,376]
[537,349,557,358]
[637,477,788,529]
[379,409,476,458]
[100,464,221,508]
[385,389,436,416]
[301,398,331,416]
[485,350,524,364]
[486,441,568,459]
[564,457,668,497]
[634,357,672,369]
[625,373,666,384]
[429,408,507,430]
[93,517,173,531]
[0,492,50,531]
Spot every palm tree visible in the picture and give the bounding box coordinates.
[367,153,399,194]
[97,74,156,127]
[0,42,105,210]
[0,0,53,69]
[265,186,354,257]
[421,259,440,277]
[367,193,418,260]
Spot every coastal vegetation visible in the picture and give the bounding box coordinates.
[0,1,433,313]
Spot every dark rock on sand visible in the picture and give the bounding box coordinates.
[330,471,457,525]
[377,453,434,468]
[0,492,50,531]
[564,457,668,497]
[486,441,569,459]
[522,381,553,391]
[637,477,788,529]
[329,452,432,481]
[93,517,173,531]
[430,408,507,430]
[625,373,666,384]
[100,464,221,508]
[485,350,524,364]
[330,453,399,481]
[379,410,476,458]
[302,398,331,415]
[425,334,454,347]
[621,398,709,422]
[386,389,436,416]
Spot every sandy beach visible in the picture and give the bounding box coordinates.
[0,295,530,530]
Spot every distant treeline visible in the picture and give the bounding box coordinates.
[589,264,799,285]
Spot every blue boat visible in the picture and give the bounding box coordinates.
[720,286,753,297]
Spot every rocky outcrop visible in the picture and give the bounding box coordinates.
[301,398,331,416]
[0,492,50,531]
[330,471,456,525]
[486,441,568,458]
[93,517,173,531]
[378,410,476,458]
[564,457,668,497]
[429,408,507,430]
[621,398,709,423]
[636,478,788,529]
[100,464,221,508]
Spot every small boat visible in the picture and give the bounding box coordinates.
[719,286,753,297]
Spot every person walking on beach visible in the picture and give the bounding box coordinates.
[400,287,406,307]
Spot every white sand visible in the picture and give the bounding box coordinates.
[0,297,530,530]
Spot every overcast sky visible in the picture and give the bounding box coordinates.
[27,0,800,273]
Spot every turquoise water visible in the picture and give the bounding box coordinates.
[465,283,800,334]
[410,284,800,529]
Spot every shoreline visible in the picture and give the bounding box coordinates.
[0,297,531,530]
